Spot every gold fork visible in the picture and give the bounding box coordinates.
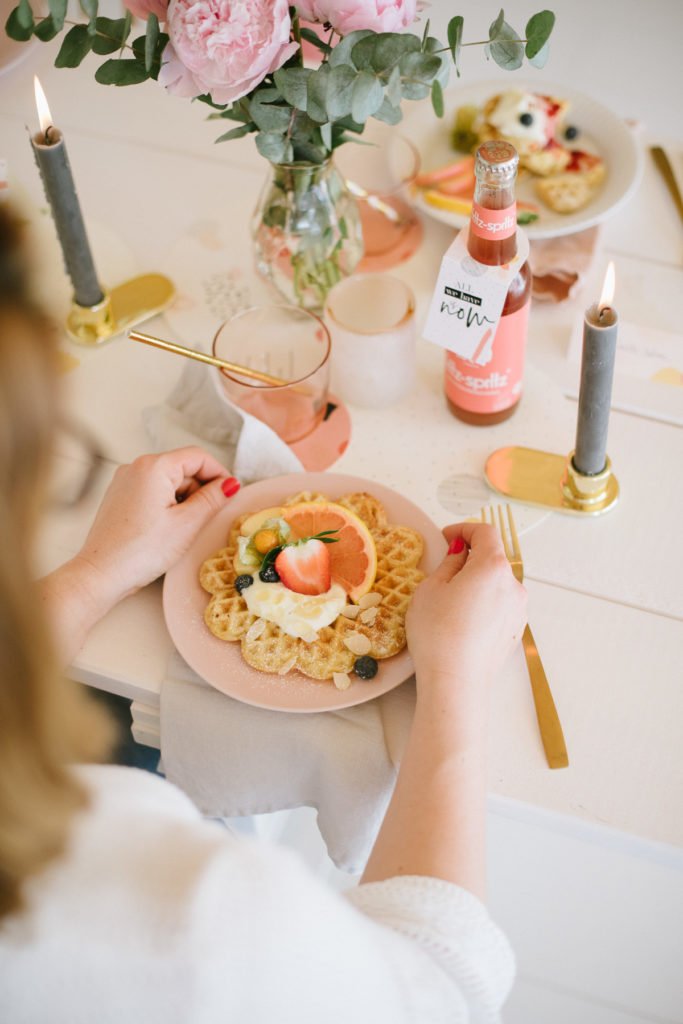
[482,504,569,770]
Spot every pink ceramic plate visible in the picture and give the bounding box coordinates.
[163,473,446,712]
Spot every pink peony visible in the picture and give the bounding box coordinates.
[295,0,417,35]
[159,0,298,104]
[123,0,169,20]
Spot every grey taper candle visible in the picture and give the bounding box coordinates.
[30,83,104,309]
[573,301,618,475]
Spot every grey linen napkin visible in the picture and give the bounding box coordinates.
[143,357,303,482]
[160,652,416,874]
[146,362,416,874]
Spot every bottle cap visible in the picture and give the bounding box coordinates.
[475,141,519,178]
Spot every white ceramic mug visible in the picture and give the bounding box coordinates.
[324,274,416,408]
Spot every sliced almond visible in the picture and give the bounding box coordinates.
[359,607,378,626]
[340,605,361,620]
[333,672,352,691]
[343,633,372,657]
[359,592,382,609]
[245,618,266,642]
[278,655,297,676]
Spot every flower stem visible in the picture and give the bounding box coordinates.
[291,12,304,66]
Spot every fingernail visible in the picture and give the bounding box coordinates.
[221,477,241,498]
[448,536,465,555]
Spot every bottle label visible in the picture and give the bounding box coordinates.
[470,201,517,240]
[422,225,529,362]
[444,300,530,413]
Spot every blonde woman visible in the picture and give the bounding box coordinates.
[0,205,526,1023]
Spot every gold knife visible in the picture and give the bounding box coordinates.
[650,146,683,224]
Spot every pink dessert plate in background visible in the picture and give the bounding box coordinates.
[163,472,446,713]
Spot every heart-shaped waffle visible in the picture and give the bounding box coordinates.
[200,492,424,682]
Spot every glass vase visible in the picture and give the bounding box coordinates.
[252,159,364,313]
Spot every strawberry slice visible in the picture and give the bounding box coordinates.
[274,539,331,596]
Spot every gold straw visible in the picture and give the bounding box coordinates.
[128,329,287,386]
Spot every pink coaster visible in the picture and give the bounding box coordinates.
[290,394,351,471]
[356,203,424,273]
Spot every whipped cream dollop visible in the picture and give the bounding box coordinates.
[243,580,347,643]
[486,90,550,148]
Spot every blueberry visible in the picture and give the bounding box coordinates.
[354,656,378,680]
[259,564,280,583]
[235,574,254,594]
[564,124,579,141]
[519,112,534,127]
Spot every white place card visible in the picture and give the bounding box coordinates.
[422,226,529,362]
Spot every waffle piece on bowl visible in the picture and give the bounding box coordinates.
[200,492,424,684]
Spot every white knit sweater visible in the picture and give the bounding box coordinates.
[0,766,514,1023]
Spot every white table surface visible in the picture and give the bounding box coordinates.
[1,0,682,853]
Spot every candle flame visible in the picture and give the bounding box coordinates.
[34,76,53,137]
[598,261,616,311]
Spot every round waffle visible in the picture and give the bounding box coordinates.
[200,492,424,682]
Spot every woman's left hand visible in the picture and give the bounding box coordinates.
[74,447,240,606]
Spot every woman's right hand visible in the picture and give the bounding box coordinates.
[406,522,527,712]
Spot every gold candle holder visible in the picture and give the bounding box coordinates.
[485,446,619,516]
[65,273,176,346]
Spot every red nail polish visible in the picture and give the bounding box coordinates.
[221,477,241,498]
[448,536,465,555]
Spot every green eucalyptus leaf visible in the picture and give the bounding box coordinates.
[351,31,419,75]
[95,58,149,85]
[525,10,555,59]
[196,93,229,111]
[144,13,159,72]
[385,64,401,107]
[326,65,357,120]
[334,114,364,135]
[372,96,402,125]
[291,139,326,163]
[5,0,34,41]
[255,130,292,163]
[306,63,332,123]
[47,0,66,27]
[273,66,310,111]
[214,123,254,143]
[299,26,331,54]
[328,28,372,69]
[79,0,97,17]
[92,17,129,54]
[351,69,384,124]
[249,99,291,133]
[399,51,441,100]
[55,24,92,67]
[447,15,463,75]
[489,8,505,39]
[488,17,524,70]
[320,121,332,150]
[34,15,61,41]
[528,39,550,68]
[431,79,444,118]
[424,35,450,88]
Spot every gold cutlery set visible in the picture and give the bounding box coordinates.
[482,504,569,771]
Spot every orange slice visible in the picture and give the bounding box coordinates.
[282,502,377,603]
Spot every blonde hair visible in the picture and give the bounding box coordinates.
[0,206,111,919]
